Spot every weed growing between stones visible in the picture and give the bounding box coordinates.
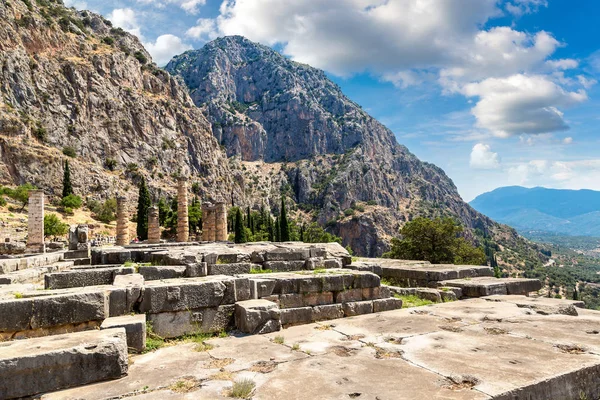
[169,377,201,393]
[394,294,434,308]
[273,335,285,344]
[291,343,300,351]
[144,322,225,352]
[250,268,273,274]
[13,292,23,299]
[228,378,256,399]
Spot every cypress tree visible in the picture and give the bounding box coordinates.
[62,160,73,198]
[573,286,578,301]
[280,196,290,242]
[246,206,251,228]
[136,177,151,240]
[267,216,274,242]
[274,217,280,242]
[234,208,247,243]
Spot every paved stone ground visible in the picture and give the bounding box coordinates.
[43,297,600,400]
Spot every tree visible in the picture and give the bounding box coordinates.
[11,183,36,212]
[136,177,151,240]
[383,217,486,265]
[44,213,68,239]
[234,208,247,243]
[89,198,117,223]
[188,197,202,234]
[62,160,73,198]
[303,223,342,244]
[60,194,82,209]
[280,196,290,242]
[274,217,280,242]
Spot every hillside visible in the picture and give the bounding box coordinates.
[470,186,600,236]
[165,36,546,262]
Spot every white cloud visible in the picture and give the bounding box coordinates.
[107,8,143,39]
[546,59,578,70]
[144,34,193,66]
[507,159,600,188]
[563,136,573,145]
[505,0,548,17]
[63,0,88,10]
[186,18,218,40]
[135,0,206,14]
[470,143,501,169]
[462,74,587,137]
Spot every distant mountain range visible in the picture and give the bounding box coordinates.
[470,186,600,236]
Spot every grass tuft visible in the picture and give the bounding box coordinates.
[229,378,255,399]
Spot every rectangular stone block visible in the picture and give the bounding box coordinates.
[280,306,313,326]
[352,272,381,289]
[312,304,344,321]
[303,291,334,306]
[263,260,306,272]
[235,278,252,302]
[101,314,146,353]
[208,263,258,276]
[322,274,355,292]
[139,278,234,313]
[265,248,310,261]
[323,258,343,269]
[250,278,277,299]
[138,266,186,281]
[0,328,128,399]
[186,262,208,277]
[309,247,327,258]
[0,291,108,335]
[304,257,324,270]
[44,267,135,289]
[335,288,363,303]
[361,287,381,300]
[343,300,374,317]
[298,276,324,293]
[148,305,235,338]
[235,299,281,334]
[279,293,304,309]
[373,298,403,313]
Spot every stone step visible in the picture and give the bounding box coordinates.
[72,257,91,266]
[348,258,493,287]
[64,249,91,260]
[0,252,65,275]
[0,261,74,285]
[0,328,128,399]
[100,314,146,353]
[438,277,542,298]
[45,266,135,290]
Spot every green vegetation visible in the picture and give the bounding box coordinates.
[104,158,118,171]
[60,194,82,210]
[280,196,290,241]
[62,160,73,198]
[383,217,486,265]
[88,198,117,223]
[234,207,247,244]
[133,51,148,64]
[273,335,285,344]
[229,379,255,399]
[44,213,68,239]
[1,183,36,211]
[394,294,435,308]
[136,177,151,240]
[62,146,76,158]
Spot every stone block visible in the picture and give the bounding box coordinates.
[101,314,146,353]
[263,260,306,272]
[303,291,334,306]
[361,287,381,301]
[298,276,324,293]
[113,273,144,286]
[261,295,280,306]
[138,265,187,281]
[352,272,380,289]
[272,277,298,294]
[335,288,363,303]
[379,285,391,299]
[45,267,135,290]
[373,298,403,313]
[504,279,543,295]
[0,328,128,399]
[309,247,327,258]
[280,306,314,326]
[415,288,443,303]
[440,290,458,302]
[438,286,462,299]
[265,248,310,261]
[0,291,107,335]
[208,263,257,275]
[148,305,235,338]
[250,278,277,299]
[279,293,304,309]
[235,278,252,302]
[64,248,91,260]
[312,304,344,321]
[186,262,207,277]
[322,274,354,292]
[109,275,143,317]
[305,257,325,270]
[235,299,281,334]
[139,278,233,313]
[343,300,374,317]
[250,251,265,263]
[323,258,343,269]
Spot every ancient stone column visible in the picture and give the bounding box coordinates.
[26,190,45,253]
[177,178,189,243]
[201,203,216,242]
[116,196,129,246]
[148,206,160,244]
[215,202,228,241]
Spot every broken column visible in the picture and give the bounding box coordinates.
[116,196,129,246]
[201,203,216,242]
[176,178,189,243]
[147,206,160,244]
[215,202,228,241]
[26,190,45,253]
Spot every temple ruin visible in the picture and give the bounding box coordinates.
[202,202,228,242]
[25,190,44,254]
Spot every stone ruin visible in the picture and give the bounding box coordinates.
[0,186,599,399]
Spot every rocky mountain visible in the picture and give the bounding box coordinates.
[0,0,241,204]
[166,36,545,260]
[471,186,600,236]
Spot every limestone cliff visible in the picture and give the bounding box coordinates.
[167,36,545,261]
[0,0,240,204]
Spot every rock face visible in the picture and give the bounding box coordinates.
[167,36,543,258]
[0,1,240,203]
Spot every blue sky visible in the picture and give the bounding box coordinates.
[68,0,600,201]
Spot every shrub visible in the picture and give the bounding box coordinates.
[32,123,47,142]
[61,194,82,209]
[104,158,118,171]
[134,51,148,64]
[89,198,117,223]
[102,36,114,46]
[366,200,377,206]
[0,197,6,207]
[62,146,76,158]
[344,208,355,217]
[44,213,69,239]
[229,379,255,399]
